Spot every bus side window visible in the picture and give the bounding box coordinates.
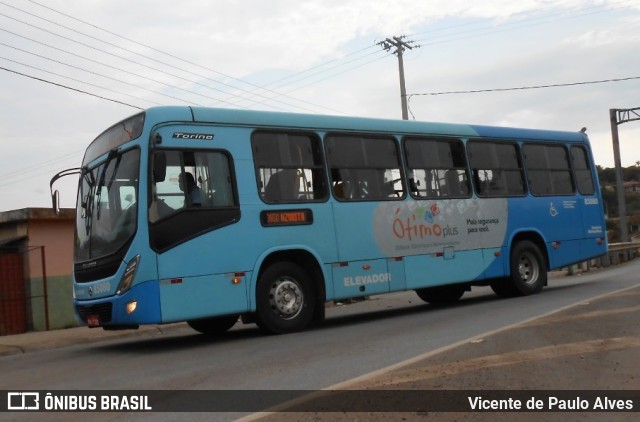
[404,137,470,199]
[252,132,327,203]
[468,141,525,197]
[571,145,595,195]
[326,134,404,201]
[524,143,574,196]
[149,149,236,223]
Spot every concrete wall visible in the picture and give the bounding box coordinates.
[26,217,76,330]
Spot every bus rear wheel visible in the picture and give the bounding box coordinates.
[187,314,239,335]
[493,240,546,297]
[256,262,315,334]
[415,285,466,305]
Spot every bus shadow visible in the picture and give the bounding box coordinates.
[92,326,264,354]
[92,291,506,354]
[319,291,504,330]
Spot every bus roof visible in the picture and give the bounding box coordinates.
[143,106,589,143]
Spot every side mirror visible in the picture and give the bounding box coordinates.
[51,190,61,215]
[49,167,82,215]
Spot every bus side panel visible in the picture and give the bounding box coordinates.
[159,273,250,323]
[404,249,485,289]
[387,257,406,292]
[508,196,581,267]
[331,258,390,300]
[481,246,509,279]
[332,202,385,261]
[546,239,588,270]
[578,198,607,261]
[371,198,509,288]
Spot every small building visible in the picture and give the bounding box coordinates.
[0,208,76,335]
[624,181,640,193]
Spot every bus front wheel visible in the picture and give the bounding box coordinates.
[256,262,316,334]
[187,314,239,335]
[415,285,466,305]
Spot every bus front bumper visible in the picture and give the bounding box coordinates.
[74,280,161,329]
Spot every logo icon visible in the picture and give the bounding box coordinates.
[7,392,40,410]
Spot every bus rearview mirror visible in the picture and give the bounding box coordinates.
[51,190,60,215]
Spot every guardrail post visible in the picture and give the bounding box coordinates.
[601,252,611,267]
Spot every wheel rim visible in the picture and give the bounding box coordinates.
[269,277,304,320]
[518,251,539,285]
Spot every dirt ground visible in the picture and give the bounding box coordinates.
[248,285,640,421]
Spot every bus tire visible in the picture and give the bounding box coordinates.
[415,285,465,305]
[255,261,315,334]
[187,314,239,335]
[508,240,546,296]
[490,278,519,298]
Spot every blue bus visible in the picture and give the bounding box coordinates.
[51,106,607,334]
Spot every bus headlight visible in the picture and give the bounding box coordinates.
[126,301,138,314]
[117,255,140,295]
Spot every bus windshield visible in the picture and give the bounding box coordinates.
[75,148,140,262]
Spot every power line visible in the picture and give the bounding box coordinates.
[14,0,393,115]
[0,151,82,188]
[408,76,640,97]
[1,56,173,106]
[407,76,640,120]
[238,45,383,99]
[248,52,393,107]
[410,2,631,48]
[0,12,242,105]
[12,0,342,114]
[3,1,391,114]
[22,0,300,101]
[0,38,234,107]
[0,65,143,109]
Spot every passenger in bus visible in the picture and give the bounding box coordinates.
[179,171,202,206]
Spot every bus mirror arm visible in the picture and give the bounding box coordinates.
[49,167,82,215]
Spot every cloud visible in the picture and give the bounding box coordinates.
[1,0,639,211]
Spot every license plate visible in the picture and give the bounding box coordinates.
[86,315,100,328]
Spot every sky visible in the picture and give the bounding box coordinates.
[1,0,639,212]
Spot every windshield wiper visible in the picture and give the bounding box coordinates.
[82,169,95,236]
[96,149,117,220]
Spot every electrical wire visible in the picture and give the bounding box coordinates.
[0,65,143,109]
[409,76,640,97]
[0,38,240,108]
[5,0,342,113]
[407,76,640,120]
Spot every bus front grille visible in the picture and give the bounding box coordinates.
[76,303,112,323]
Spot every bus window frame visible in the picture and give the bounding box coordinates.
[251,130,329,204]
[147,147,241,253]
[402,135,472,200]
[523,142,576,197]
[570,144,596,196]
[325,132,406,202]
[467,139,528,198]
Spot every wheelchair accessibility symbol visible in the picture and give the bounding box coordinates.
[549,202,558,217]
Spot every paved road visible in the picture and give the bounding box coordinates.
[2,261,639,421]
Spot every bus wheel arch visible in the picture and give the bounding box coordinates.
[254,250,325,334]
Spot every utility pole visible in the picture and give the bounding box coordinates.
[610,107,640,242]
[378,36,418,120]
